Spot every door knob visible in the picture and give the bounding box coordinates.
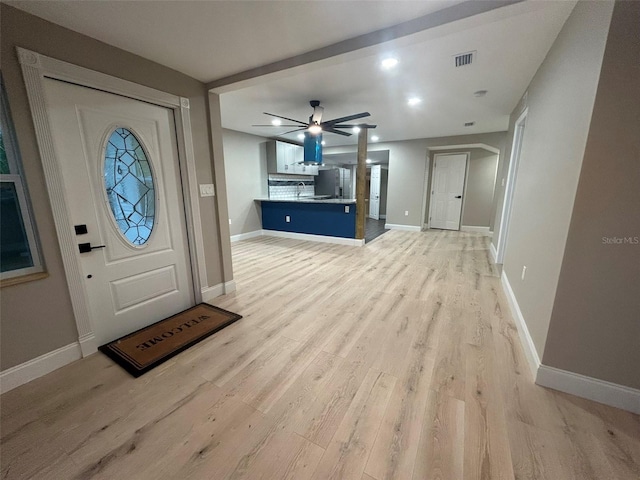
[78,242,106,253]
[454,195,462,199]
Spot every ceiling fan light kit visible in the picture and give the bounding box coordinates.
[253,100,377,165]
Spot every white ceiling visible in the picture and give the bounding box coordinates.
[324,150,390,166]
[218,0,575,146]
[9,0,576,147]
[7,0,464,82]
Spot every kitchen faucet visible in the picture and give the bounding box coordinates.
[297,181,306,198]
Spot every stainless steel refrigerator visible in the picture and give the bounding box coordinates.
[315,168,352,199]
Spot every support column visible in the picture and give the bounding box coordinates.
[355,127,368,239]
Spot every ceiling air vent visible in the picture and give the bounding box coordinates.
[454,51,475,67]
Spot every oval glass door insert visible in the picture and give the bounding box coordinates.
[104,128,155,246]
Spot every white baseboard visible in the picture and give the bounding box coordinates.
[461,225,493,236]
[78,333,97,356]
[201,280,237,302]
[489,242,497,264]
[536,365,640,414]
[0,342,82,394]
[501,272,640,414]
[262,229,365,247]
[500,271,541,379]
[230,230,263,243]
[201,283,225,301]
[384,223,422,232]
[224,280,236,294]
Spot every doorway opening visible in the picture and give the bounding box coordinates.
[366,164,389,242]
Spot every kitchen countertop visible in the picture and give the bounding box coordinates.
[256,197,356,204]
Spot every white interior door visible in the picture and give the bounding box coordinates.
[429,153,468,230]
[43,79,194,345]
[369,165,381,220]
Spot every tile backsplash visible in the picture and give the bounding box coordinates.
[268,174,315,199]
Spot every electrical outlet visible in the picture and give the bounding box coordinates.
[404,210,409,216]
[521,265,527,280]
[345,206,350,213]
[285,215,291,223]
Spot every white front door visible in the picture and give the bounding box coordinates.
[429,153,468,230]
[369,165,381,220]
[43,79,194,345]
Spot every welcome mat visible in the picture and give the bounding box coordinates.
[99,303,242,377]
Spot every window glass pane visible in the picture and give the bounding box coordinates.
[0,128,10,174]
[0,182,34,272]
[104,128,155,246]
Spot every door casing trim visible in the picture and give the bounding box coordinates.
[18,47,206,356]
[495,108,528,264]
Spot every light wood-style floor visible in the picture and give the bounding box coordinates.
[2,230,639,479]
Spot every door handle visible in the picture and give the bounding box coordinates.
[78,242,106,254]
[454,195,462,199]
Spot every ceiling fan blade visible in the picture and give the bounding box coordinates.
[263,112,308,126]
[324,128,352,137]
[280,127,307,136]
[322,112,370,125]
[252,124,304,127]
[311,105,324,124]
[332,124,378,129]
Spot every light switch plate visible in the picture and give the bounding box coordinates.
[199,184,215,197]
[345,206,350,213]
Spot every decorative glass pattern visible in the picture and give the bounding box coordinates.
[104,128,155,246]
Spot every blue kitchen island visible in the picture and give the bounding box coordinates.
[257,197,358,241]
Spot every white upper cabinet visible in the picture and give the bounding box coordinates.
[266,141,317,175]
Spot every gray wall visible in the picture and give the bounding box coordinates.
[379,168,388,217]
[543,1,640,389]
[0,5,226,370]
[426,149,498,228]
[462,150,498,227]
[222,129,268,236]
[491,0,614,360]
[326,132,506,228]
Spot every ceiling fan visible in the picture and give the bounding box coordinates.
[253,100,376,137]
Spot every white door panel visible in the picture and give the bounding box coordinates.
[430,153,468,230]
[369,165,381,220]
[43,79,194,345]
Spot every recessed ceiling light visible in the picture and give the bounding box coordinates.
[271,119,282,126]
[381,58,398,69]
[407,97,422,106]
[366,159,372,164]
[321,141,326,146]
[297,133,305,140]
[371,135,379,142]
[474,90,488,97]
[352,126,361,134]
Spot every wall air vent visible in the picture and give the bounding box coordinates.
[454,51,475,67]
[464,122,475,127]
